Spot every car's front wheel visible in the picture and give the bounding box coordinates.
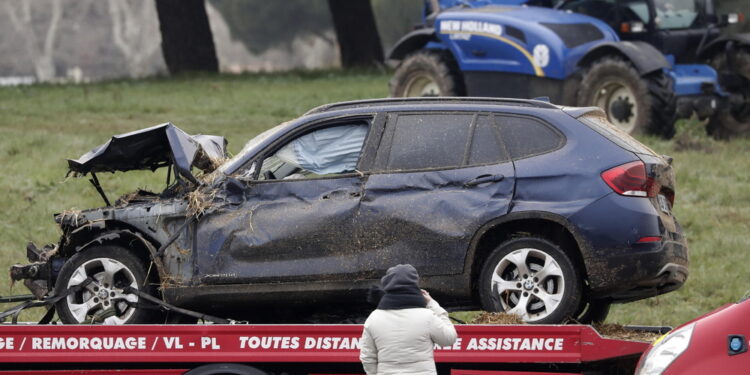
[479,237,582,324]
[54,245,157,324]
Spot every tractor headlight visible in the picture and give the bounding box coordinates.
[636,323,695,375]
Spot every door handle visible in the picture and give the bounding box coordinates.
[464,174,504,187]
[322,190,361,200]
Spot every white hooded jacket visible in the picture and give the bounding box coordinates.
[359,299,458,375]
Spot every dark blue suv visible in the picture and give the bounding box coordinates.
[14,97,688,324]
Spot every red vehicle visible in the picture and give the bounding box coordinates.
[635,296,750,374]
[0,324,648,375]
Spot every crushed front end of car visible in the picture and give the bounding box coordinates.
[10,123,227,307]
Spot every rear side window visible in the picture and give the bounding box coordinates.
[468,115,510,165]
[580,113,657,156]
[496,115,564,159]
[385,114,473,170]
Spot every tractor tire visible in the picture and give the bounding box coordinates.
[708,48,750,139]
[390,50,465,97]
[646,72,677,138]
[478,237,582,324]
[55,245,159,324]
[578,58,675,137]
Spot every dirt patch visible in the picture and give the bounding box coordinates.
[594,323,662,342]
[673,131,717,153]
[470,312,524,324]
[116,189,159,206]
[468,312,662,342]
[58,209,83,226]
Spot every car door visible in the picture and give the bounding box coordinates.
[192,115,382,284]
[357,112,516,278]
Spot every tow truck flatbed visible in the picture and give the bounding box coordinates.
[0,324,649,375]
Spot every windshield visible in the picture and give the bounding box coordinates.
[654,0,699,29]
[216,121,290,174]
[558,0,700,30]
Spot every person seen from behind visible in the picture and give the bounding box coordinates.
[360,264,458,375]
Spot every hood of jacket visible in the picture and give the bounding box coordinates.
[377,264,427,310]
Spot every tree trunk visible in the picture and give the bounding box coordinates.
[155,0,218,74]
[327,0,384,67]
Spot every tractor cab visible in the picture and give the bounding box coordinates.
[395,0,750,138]
[556,0,738,64]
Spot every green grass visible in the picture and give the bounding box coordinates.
[0,70,748,326]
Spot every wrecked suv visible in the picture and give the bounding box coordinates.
[12,98,688,324]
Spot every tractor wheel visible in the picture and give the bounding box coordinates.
[54,245,159,324]
[390,50,465,97]
[646,72,677,138]
[708,48,750,139]
[479,237,582,324]
[578,58,674,137]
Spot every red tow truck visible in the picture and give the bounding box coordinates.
[0,296,746,374]
[0,323,648,375]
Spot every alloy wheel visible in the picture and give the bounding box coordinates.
[490,247,565,321]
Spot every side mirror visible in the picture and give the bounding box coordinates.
[223,177,245,205]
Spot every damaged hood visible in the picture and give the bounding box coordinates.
[68,123,227,184]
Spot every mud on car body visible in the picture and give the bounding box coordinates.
[11,97,688,324]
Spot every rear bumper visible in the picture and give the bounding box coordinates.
[569,193,689,303]
[587,238,689,302]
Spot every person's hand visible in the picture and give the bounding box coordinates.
[421,289,433,303]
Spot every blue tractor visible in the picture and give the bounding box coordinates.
[389,0,749,138]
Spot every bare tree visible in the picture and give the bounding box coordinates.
[328,0,384,67]
[154,0,218,74]
[107,0,163,77]
[4,0,63,81]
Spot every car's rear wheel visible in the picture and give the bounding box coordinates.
[575,298,611,324]
[479,237,582,324]
[389,50,464,97]
[55,245,157,324]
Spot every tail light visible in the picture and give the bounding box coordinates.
[601,161,658,198]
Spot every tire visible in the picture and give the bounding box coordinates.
[389,50,465,97]
[708,48,750,139]
[646,72,677,138]
[184,364,269,375]
[578,57,675,137]
[575,298,611,324]
[478,237,582,324]
[54,245,158,324]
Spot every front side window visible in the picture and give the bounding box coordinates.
[654,0,699,29]
[558,0,621,26]
[385,114,473,171]
[258,122,369,180]
[558,0,649,28]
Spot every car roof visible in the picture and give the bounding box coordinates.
[304,97,559,116]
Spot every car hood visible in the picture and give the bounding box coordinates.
[68,123,227,185]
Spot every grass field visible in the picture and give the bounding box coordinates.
[0,70,748,326]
